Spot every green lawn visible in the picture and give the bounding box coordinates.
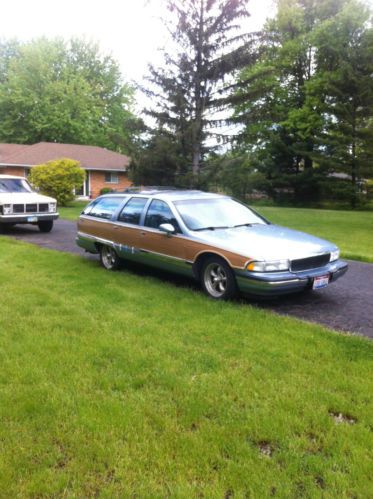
[58,200,88,221]
[0,237,372,497]
[255,206,373,263]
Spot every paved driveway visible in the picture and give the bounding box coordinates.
[5,219,373,339]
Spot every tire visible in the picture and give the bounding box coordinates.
[100,245,121,271]
[38,221,53,233]
[200,256,237,300]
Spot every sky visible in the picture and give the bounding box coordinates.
[1,0,275,86]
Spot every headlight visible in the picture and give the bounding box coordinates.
[330,249,340,262]
[2,204,12,215]
[247,259,289,272]
[48,203,56,213]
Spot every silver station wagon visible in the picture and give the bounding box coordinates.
[76,189,348,299]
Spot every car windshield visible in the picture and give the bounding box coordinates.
[174,197,267,231]
[0,178,33,193]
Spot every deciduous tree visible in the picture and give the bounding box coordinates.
[0,38,139,153]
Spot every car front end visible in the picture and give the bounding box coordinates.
[234,251,348,297]
[0,176,59,230]
[0,199,59,224]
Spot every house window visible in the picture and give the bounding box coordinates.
[105,172,119,184]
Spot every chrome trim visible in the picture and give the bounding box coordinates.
[77,231,115,248]
[0,212,59,219]
[138,246,192,264]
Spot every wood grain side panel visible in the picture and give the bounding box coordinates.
[78,219,139,247]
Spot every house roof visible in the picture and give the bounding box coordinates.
[0,143,30,160]
[0,142,130,171]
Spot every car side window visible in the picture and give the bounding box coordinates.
[144,199,181,233]
[85,197,124,220]
[118,197,148,225]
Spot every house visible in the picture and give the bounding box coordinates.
[0,142,132,198]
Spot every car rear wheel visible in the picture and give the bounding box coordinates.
[38,221,53,232]
[201,256,237,300]
[100,245,121,270]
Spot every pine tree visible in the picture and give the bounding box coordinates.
[310,1,373,186]
[144,0,254,184]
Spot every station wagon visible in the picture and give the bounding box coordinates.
[76,190,348,299]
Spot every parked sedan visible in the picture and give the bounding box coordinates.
[76,190,348,299]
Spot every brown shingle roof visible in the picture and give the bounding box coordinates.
[0,142,129,171]
[0,143,31,162]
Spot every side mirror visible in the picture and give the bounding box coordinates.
[159,223,176,236]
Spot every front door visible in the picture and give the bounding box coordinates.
[138,199,191,276]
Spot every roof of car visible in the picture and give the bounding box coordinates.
[101,189,226,202]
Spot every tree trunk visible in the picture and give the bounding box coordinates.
[192,0,204,179]
[304,156,313,169]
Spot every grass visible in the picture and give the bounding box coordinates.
[255,206,373,263]
[58,200,88,221]
[0,236,372,497]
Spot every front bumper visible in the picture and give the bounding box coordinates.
[0,213,59,224]
[235,259,348,297]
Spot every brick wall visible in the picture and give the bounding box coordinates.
[0,166,132,198]
[89,171,132,198]
[1,166,28,177]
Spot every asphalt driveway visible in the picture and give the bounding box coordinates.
[4,219,373,339]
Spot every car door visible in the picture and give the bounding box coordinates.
[111,196,149,261]
[138,199,192,276]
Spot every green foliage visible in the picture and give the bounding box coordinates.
[29,158,85,206]
[208,152,269,200]
[234,0,373,207]
[130,131,185,187]
[0,38,140,153]
[100,187,114,195]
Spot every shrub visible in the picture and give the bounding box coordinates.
[29,158,85,206]
[100,187,114,195]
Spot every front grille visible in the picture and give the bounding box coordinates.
[26,204,38,213]
[291,254,330,272]
[13,204,25,213]
[39,203,48,212]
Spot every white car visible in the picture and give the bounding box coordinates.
[0,175,59,232]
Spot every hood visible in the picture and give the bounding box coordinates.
[193,224,337,261]
[0,192,56,204]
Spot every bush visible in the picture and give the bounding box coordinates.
[100,187,114,195]
[29,158,85,206]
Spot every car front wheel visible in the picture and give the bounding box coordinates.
[100,245,121,270]
[201,256,237,300]
[38,221,53,232]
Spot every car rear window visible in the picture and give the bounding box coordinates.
[84,197,124,220]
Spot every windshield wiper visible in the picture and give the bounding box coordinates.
[194,226,229,231]
[232,223,253,228]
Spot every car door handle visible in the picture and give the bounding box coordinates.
[140,231,146,236]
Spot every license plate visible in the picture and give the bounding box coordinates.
[313,275,329,290]
[27,216,38,222]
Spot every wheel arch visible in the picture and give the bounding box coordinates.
[192,251,233,279]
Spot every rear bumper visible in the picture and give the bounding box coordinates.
[235,260,348,297]
[0,213,59,224]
